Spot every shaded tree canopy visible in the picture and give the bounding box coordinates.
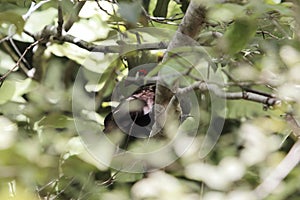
[0,0,300,199]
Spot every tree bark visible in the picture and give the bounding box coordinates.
[154,0,207,131]
[162,0,206,60]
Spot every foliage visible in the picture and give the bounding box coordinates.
[0,0,299,199]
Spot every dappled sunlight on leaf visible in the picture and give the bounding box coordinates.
[65,137,108,171]
[68,16,110,41]
[231,64,260,82]
[252,116,286,133]
[288,64,300,84]
[277,84,300,103]
[132,171,198,199]
[208,3,244,22]
[279,45,300,67]
[0,78,38,104]
[185,156,245,191]
[47,43,90,65]
[0,50,16,72]
[239,123,281,166]
[79,1,114,20]
[24,8,57,33]
[0,116,17,150]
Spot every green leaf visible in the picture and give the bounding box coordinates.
[0,78,38,104]
[114,171,143,183]
[0,81,15,104]
[39,113,72,128]
[118,1,142,23]
[0,116,17,150]
[221,17,258,55]
[0,11,24,34]
[67,16,110,41]
[12,78,38,101]
[266,3,294,16]
[226,100,282,119]
[0,0,32,7]
[24,7,57,33]
[264,0,281,5]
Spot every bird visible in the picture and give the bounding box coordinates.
[103,64,192,150]
[103,64,157,149]
[103,83,156,137]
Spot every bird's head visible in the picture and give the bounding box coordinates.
[125,63,157,86]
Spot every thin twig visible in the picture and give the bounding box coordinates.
[177,81,280,106]
[256,30,280,40]
[23,29,36,39]
[28,24,169,52]
[141,6,182,25]
[97,170,120,187]
[0,39,41,82]
[150,15,183,22]
[8,38,31,73]
[124,69,279,106]
[77,172,93,200]
[36,178,58,193]
[57,0,63,38]
[272,19,291,39]
[64,1,86,32]
[22,0,51,20]
[0,39,31,80]
[53,33,169,52]
[222,68,276,99]
[95,0,113,16]
[0,35,11,44]
[52,177,76,199]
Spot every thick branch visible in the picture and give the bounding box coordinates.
[154,0,207,131]
[162,0,206,61]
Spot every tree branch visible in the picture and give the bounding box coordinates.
[254,113,300,199]
[64,1,86,32]
[28,24,169,53]
[22,0,51,20]
[95,0,114,16]
[57,0,63,38]
[154,0,207,131]
[177,81,280,106]
[55,34,169,53]
[8,38,31,75]
[163,0,206,61]
[0,39,41,83]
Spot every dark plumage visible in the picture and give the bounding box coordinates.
[103,84,156,149]
[103,64,191,149]
[104,83,155,135]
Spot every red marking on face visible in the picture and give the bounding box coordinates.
[138,69,148,76]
